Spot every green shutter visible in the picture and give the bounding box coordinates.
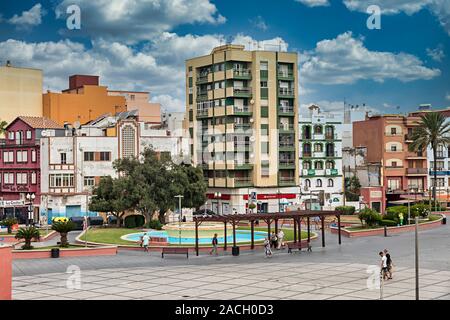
[261,124,269,135]
[260,88,268,99]
[261,106,269,118]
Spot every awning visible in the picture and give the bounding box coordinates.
[389,200,416,204]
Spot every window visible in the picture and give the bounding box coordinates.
[16,151,27,163]
[121,125,136,158]
[50,174,74,188]
[261,124,268,136]
[314,125,323,135]
[260,81,268,88]
[261,106,268,118]
[31,172,37,184]
[3,151,13,163]
[8,132,14,140]
[15,131,23,145]
[261,161,270,177]
[314,143,323,152]
[303,161,311,170]
[391,161,398,167]
[316,179,322,187]
[391,127,397,135]
[326,161,334,169]
[26,130,32,140]
[31,150,36,162]
[130,94,135,101]
[387,179,401,191]
[100,152,111,161]
[260,61,268,71]
[16,173,27,185]
[328,179,334,187]
[261,142,269,154]
[304,179,311,188]
[3,173,14,184]
[214,81,225,89]
[391,145,397,152]
[314,161,323,170]
[60,153,67,164]
[84,152,95,161]
[84,176,95,187]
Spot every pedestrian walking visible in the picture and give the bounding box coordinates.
[264,237,272,257]
[379,251,388,280]
[142,233,150,252]
[210,233,219,256]
[277,229,285,250]
[270,231,278,249]
[384,249,394,279]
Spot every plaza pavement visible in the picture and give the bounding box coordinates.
[11,221,450,300]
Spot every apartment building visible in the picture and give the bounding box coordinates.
[185,44,299,214]
[0,117,65,223]
[299,105,343,210]
[108,90,161,124]
[353,114,428,204]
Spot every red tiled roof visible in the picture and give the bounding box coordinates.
[17,116,64,129]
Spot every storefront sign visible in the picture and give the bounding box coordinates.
[243,194,296,200]
[0,200,25,207]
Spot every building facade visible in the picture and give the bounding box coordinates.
[0,63,43,127]
[299,105,343,210]
[353,114,428,205]
[108,90,161,124]
[0,117,64,223]
[185,44,299,214]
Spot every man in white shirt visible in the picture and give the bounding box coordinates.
[142,233,150,252]
[379,251,388,280]
[277,230,285,249]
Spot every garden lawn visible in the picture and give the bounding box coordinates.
[346,214,443,231]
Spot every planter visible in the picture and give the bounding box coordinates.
[12,246,118,260]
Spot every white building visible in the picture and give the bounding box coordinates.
[299,105,343,210]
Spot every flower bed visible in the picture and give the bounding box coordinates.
[12,245,118,260]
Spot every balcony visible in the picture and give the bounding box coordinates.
[385,132,402,137]
[302,169,315,177]
[232,87,252,98]
[196,109,209,118]
[233,123,252,132]
[406,168,428,175]
[279,124,294,132]
[196,92,208,101]
[301,152,312,158]
[234,177,252,187]
[279,159,296,169]
[278,88,295,98]
[232,160,253,170]
[279,141,295,151]
[405,134,413,142]
[278,71,294,80]
[196,74,209,84]
[233,69,251,79]
[326,168,339,176]
[325,151,339,158]
[278,105,295,116]
[436,152,446,159]
[231,105,252,115]
[279,176,296,186]
[325,133,338,140]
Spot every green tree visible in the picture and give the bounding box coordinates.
[1,217,18,234]
[52,221,75,247]
[0,120,8,136]
[409,112,450,207]
[15,226,40,250]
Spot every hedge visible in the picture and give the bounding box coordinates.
[380,219,397,226]
[335,206,356,215]
[124,215,145,228]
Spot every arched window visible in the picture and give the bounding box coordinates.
[304,179,311,188]
[303,161,311,170]
[328,179,334,187]
[314,161,323,170]
[121,125,136,158]
[325,126,334,139]
[326,143,335,157]
[303,143,311,156]
[326,160,334,169]
[316,179,322,187]
[314,125,323,135]
[303,126,311,139]
[314,143,323,152]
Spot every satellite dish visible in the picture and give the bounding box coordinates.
[249,118,254,123]
[73,121,81,129]
[250,99,255,105]
[249,136,256,142]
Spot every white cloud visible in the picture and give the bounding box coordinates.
[296,0,330,7]
[8,3,45,29]
[300,31,440,84]
[250,16,268,31]
[446,93,450,101]
[55,0,226,43]
[232,34,289,51]
[342,0,450,35]
[151,94,185,112]
[426,45,445,62]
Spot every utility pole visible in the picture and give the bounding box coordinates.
[415,215,419,300]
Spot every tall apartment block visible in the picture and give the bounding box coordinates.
[185,44,299,214]
[353,114,428,206]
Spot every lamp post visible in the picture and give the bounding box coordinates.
[214,192,222,215]
[415,215,419,300]
[174,195,184,245]
[26,193,36,226]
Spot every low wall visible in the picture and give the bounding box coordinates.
[0,245,12,300]
[0,230,57,245]
[12,246,118,260]
[330,214,445,238]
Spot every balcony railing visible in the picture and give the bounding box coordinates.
[279,159,295,165]
[234,123,252,130]
[325,133,338,140]
[279,141,294,147]
[278,71,294,78]
[196,109,208,117]
[279,176,296,185]
[196,74,209,83]
[234,177,252,186]
[385,132,402,136]
[279,124,294,131]
[233,105,250,113]
[233,69,251,77]
[278,88,294,96]
[279,106,294,113]
[326,151,339,157]
[406,168,428,174]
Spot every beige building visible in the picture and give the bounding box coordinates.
[0,63,43,127]
[185,44,299,214]
[108,90,161,124]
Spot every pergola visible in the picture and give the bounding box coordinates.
[192,210,342,256]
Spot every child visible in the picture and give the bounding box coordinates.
[264,237,272,257]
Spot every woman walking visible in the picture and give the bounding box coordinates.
[210,233,219,256]
[264,237,272,257]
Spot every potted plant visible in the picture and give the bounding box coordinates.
[15,226,40,250]
[51,220,75,247]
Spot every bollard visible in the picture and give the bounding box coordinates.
[443,217,447,225]
[384,225,387,237]
[0,244,12,300]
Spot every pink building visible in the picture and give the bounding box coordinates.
[0,117,64,223]
[108,90,161,124]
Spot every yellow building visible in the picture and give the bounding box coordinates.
[185,44,299,214]
[43,75,127,126]
[0,64,43,126]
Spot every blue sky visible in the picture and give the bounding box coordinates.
[0,0,449,114]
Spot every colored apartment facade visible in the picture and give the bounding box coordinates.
[0,64,43,128]
[108,90,161,124]
[43,75,127,126]
[353,114,428,204]
[185,44,299,214]
[299,105,344,209]
[0,117,64,223]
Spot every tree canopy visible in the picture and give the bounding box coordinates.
[89,148,207,224]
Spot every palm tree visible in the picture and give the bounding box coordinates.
[15,226,40,250]
[0,119,8,136]
[52,221,75,247]
[409,112,450,207]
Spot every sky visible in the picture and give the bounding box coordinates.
[0,0,449,115]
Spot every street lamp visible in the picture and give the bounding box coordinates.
[214,192,222,215]
[174,195,184,245]
[26,193,36,226]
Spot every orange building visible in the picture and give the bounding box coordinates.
[43,75,127,126]
[353,114,428,204]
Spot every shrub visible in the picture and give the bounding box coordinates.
[52,221,75,248]
[411,203,429,218]
[380,219,397,227]
[124,215,145,228]
[15,226,40,250]
[147,219,163,230]
[0,217,18,234]
[335,206,356,215]
[358,208,382,227]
